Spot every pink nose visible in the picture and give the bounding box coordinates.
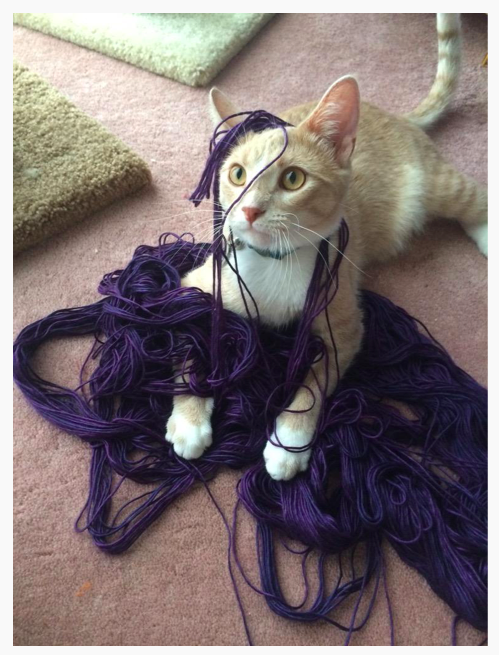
[242,206,264,225]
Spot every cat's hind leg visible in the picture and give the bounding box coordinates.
[425,162,488,256]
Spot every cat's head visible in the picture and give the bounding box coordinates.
[209,76,359,254]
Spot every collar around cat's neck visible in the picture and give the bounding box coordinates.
[229,231,337,261]
[246,243,292,260]
[229,235,293,260]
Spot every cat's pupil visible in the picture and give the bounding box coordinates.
[289,171,296,184]
[236,168,243,179]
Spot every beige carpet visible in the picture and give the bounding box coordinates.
[13,62,151,255]
[13,14,487,646]
[13,13,275,87]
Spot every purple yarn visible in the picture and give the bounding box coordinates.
[13,110,487,643]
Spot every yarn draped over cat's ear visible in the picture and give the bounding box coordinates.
[209,88,244,129]
[301,76,360,167]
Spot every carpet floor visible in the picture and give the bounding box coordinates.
[13,13,275,87]
[13,13,487,646]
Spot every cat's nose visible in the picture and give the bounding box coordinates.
[242,206,264,225]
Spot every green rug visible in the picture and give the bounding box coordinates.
[13,13,275,87]
[13,62,151,255]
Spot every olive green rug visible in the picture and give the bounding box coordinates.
[13,62,151,255]
[13,13,275,87]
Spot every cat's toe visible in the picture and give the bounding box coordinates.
[263,441,311,481]
[465,223,488,257]
[165,401,213,460]
[171,422,212,459]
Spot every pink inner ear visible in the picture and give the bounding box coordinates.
[306,77,360,165]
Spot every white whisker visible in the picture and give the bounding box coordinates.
[287,226,338,288]
[282,227,293,296]
[282,214,368,276]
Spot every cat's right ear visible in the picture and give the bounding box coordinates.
[209,88,243,129]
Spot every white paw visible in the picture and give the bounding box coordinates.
[263,422,313,481]
[165,398,214,460]
[465,223,488,257]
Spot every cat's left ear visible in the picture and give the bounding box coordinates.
[209,88,243,129]
[300,75,360,167]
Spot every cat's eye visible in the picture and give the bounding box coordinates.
[229,165,247,186]
[281,167,306,191]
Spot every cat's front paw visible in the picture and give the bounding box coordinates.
[165,397,214,460]
[263,422,313,481]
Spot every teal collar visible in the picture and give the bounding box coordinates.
[246,243,293,260]
[228,233,294,261]
[229,227,338,261]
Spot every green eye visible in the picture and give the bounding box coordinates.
[281,167,306,191]
[229,165,246,186]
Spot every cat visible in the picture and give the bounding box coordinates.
[165,13,487,480]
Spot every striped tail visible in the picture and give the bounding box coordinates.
[406,13,462,130]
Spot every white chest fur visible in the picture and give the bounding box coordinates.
[227,245,317,327]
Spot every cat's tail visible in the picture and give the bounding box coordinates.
[405,13,462,130]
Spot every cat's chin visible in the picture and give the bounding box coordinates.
[234,229,275,251]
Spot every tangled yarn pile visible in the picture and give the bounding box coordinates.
[13,111,487,644]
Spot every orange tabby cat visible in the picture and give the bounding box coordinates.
[165,13,487,480]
